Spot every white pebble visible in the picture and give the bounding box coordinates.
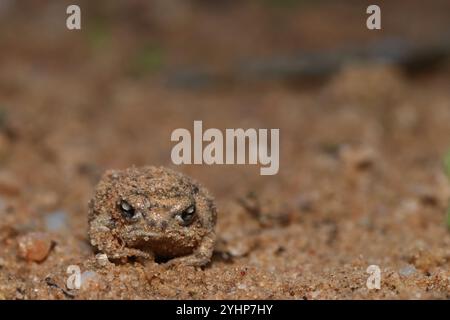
[45,211,68,231]
[399,264,416,277]
[96,253,109,267]
[80,271,99,288]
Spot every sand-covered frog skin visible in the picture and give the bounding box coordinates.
[88,166,217,267]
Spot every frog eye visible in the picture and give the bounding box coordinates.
[119,200,135,219]
[176,205,196,226]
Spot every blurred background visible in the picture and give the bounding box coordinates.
[0,0,449,188]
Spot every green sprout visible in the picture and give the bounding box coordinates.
[444,150,450,177]
[0,105,9,134]
[129,44,165,77]
[444,149,450,229]
[0,106,6,129]
[87,19,111,51]
[262,0,305,9]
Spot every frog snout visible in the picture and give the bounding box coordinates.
[145,211,170,231]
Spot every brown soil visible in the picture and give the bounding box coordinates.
[0,1,450,299]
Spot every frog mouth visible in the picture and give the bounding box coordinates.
[141,232,161,238]
[125,231,163,241]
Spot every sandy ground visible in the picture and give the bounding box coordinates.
[0,1,450,299]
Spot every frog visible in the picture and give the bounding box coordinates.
[88,166,217,267]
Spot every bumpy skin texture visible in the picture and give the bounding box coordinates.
[88,166,217,267]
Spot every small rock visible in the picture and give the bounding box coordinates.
[399,264,416,277]
[237,283,247,290]
[227,239,254,258]
[45,210,68,232]
[340,145,376,171]
[238,191,290,227]
[17,232,53,262]
[95,253,109,267]
[80,271,100,289]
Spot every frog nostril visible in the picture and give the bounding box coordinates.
[147,219,156,227]
[160,220,168,231]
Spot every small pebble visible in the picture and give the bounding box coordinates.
[237,283,247,290]
[45,210,68,231]
[95,253,109,267]
[17,232,53,262]
[228,241,252,257]
[399,264,416,277]
[340,145,376,171]
[80,271,100,289]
